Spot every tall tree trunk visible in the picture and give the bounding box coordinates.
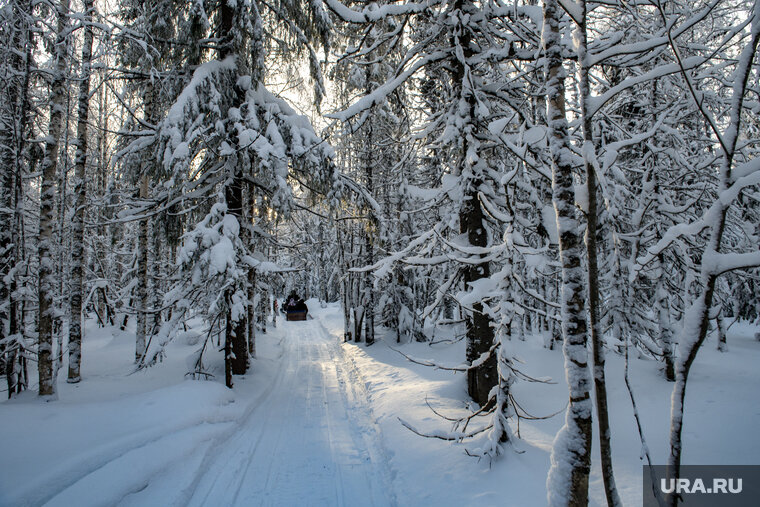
[54,117,70,380]
[0,0,28,393]
[96,79,108,325]
[353,305,364,343]
[490,185,517,451]
[544,0,593,501]
[0,157,13,385]
[649,84,676,380]
[10,0,34,397]
[350,232,364,343]
[363,87,375,346]
[135,80,157,364]
[577,2,620,503]
[257,287,267,333]
[248,268,257,358]
[225,313,233,388]
[37,0,71,397]
[452,0,496,408]
[338,226,351,341]
[68,0,95,383]
[8,36,33,392]
[586,153,619,507]
[247,185,257,359]
[224,170,248,376]
[655,253,676,380]
[135,172,149,363]
[151,219,163,334]
[219,0,248,381]
[460,185,497,407]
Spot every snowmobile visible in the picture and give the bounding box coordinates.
[283,293,308,321]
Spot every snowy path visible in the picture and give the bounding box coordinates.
[181,319,395,507]
[1,316,394,507]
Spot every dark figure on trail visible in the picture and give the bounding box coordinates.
[283,291,308,320]
[285,291,299,310]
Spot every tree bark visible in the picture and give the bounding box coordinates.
[135,172,149,363]
[68,0,95,383]
[651,150,676,380]
[656,253,676,380]
[225,170,248,376]
[544,0,593,501]
[247,185,257,359]
[452,0,496,407]
[0,0,29,393]
[37,0,71,397]
[9,0,34,397]
[218,0,248,380]
[716,314,727,352]
[248,268,257,358]
[460,186,497,407]
[363,84,375,346]
[96,79,108,325]
[225,313,233,388]
[577,1,621,503]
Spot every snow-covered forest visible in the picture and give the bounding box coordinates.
[1,0,759,504]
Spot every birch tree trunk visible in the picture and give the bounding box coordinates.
[544,0,593,501]
[0,140,14,391]
[0,0,29,392]
[68,0,95,383]
[135,76,157,364]
[37,0,70,396]
[10,0,34,396]
[716,313,727,352]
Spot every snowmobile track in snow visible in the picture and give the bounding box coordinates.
[27,319,396,507]
[180,319,396,507]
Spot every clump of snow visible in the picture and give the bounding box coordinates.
[574,182,588,213]
[542,205,560,245]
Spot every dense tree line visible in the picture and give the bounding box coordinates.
[0,0,757,503]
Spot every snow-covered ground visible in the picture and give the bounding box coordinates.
[2,302,758,506]
[333,314,760,506]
